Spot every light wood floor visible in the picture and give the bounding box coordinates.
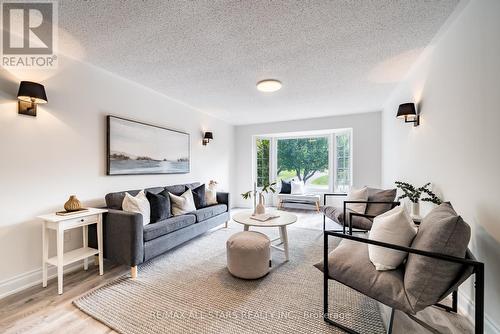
[0,260,126,334]
[0,208,472,334]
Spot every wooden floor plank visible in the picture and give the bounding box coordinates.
[0,261,126,334]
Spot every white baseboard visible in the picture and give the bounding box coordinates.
[0,261,85,300]
[458,291,500,334]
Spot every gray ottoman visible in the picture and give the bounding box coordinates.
[226,231,271,279]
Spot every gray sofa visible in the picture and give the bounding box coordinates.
[92,182,230,277]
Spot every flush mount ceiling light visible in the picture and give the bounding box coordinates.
[256,79,282,93]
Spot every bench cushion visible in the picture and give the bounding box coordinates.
[143,214,196,241]
[278,193,320,203]
[192,204,228,222]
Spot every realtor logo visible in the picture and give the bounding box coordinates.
[1,1,57,68]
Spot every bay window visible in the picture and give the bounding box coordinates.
[254,130,352,193]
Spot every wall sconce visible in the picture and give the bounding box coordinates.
[202,132,213,146]
[17,81,48,117]
[396,103,419,127]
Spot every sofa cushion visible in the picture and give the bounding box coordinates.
[404,203,471,312]
[106,187,164,210]
[192,204,228,222]
[314,239,413,314]
[191,184,206,209]
[146,190,171,223]
[143,214,196,241]
[365,188,397,217]
[165,184,187,196]
[185,182,201,190]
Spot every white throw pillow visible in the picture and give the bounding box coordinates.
[368,206,417,271]
[169,188,197,216]
[345,187,368,213]
[205,187,217,206]
[122,190,151,226]
[290,180,305,194]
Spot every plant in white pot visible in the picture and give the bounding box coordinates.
[241,182,277,215]
[395,181,442,218]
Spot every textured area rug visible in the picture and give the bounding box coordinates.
[74,225,385,334]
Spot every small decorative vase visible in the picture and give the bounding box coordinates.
[64,195,82,212]
[255,193,266,215]
[411,201,420,218]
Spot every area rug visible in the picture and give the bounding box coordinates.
[74,225,385,334]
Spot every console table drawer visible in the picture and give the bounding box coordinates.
[63,214,98,228]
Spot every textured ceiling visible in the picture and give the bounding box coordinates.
[58,1,460,125]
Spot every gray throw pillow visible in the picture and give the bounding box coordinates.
[365,188,397,217]
[404,203,470,312]
[146,190,171,223]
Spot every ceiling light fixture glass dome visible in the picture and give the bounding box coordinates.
[256,79,282,92]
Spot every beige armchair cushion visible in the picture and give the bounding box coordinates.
[346,187,368,213]
[321,206,373,230]
[315,239,413,314]
[365,188,397,217]
[404,203,471,312]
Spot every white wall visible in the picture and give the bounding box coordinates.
[0,56,234,297]
[381,0,500,332]
[234,112,382,207]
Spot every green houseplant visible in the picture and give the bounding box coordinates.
[242,182,276,215]
[395,181,442,218]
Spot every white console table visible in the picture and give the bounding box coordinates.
[38,208,107,294]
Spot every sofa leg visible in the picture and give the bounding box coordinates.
[225,221,228,228]
[131,266,137,279]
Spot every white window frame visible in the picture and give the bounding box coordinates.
[253,129,353,194]
[332,129,353,193]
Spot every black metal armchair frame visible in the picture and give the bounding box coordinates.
[322,193,400,234]
[323,231,485,333]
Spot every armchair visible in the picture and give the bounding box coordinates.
[316,203,484,333]
[322,188,399,234]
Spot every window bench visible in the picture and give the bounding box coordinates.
[277,193,321,212]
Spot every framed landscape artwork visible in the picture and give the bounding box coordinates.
[107,116,190,175]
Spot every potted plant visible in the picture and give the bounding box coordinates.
[242,182,277,215]
[395,181,442,218]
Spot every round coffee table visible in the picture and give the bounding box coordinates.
[232,210,297,261]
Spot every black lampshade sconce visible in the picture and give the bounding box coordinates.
[17,81,48,117]
[203,132,213,145]
[397,103,419,127]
